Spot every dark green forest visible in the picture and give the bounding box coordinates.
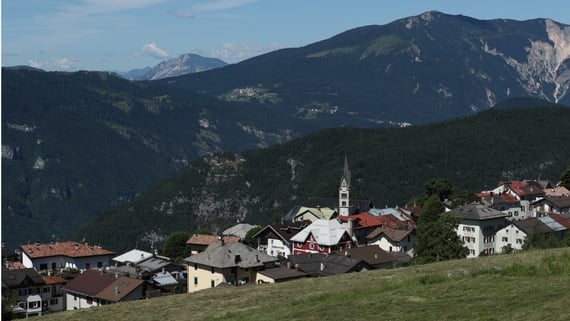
[72,106,570,252]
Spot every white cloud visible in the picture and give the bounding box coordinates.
[141,43,170,59]
[170,10,194,19]
[208,43,282,63]
[196,0,258,12]
[58,0,167,18]
[28,57,76,71]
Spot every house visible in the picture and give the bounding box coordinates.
[338,245,412,269]
[223,223,258,239]
[533,195,570,216]
[20,241,115,272]
[2,267,66,316]
[256,266,308,284]
[289,219,357,255]
[337,212,384,244]
[495,215,569,253]
[283,205,337,223]
[63,269,146,310]
[448,203,508,258]
[287,252,369,277]
[112,249,154,267]
[251,220,311,258]
[490,180,545,217]
[366,227,415,255]
[479,192,525,220]
[184,242,278,293]
[186,234,241,255]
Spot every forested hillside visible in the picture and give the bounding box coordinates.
[73,105,570,252]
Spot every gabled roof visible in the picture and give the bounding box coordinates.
[501,180,545,198]
[538,215,567,232]
[112,249,154,265]
[288,253,365,276]
[184,242,277,269]
[549,214,570,229]
[448,203,507,221]
[510,219,547,235]
[543,186,570,197]
[64,270,117,296]
[290,219,353,246]
[20,241,115,259]
[338,212,383,229]
[366,227,413,242]
[257,266,307,281]
[137,256,173,273]
[533,195,570,209]
[42,275,66,285]
[251,221,311,243]
[96,276,145,302]
[284,205,337,221]
[186,234,240,246]
[223,223,257,239]
[152,271,178,286]
[2,268,45,288]
[339,246,412,266]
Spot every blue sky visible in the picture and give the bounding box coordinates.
[2,0,569,72]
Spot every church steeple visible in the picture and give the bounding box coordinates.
[338,156,351,216]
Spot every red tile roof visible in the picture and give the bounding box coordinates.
[42,275,66,285]
[20,241,115,259]
[338,212,384,229]
[186,234,240,245]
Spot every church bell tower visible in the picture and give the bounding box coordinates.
[338,156,351,216]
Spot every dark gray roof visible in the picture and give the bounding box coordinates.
[339,246,411,266]
[2,268,45,288]
[184,242,277,268]
[513,218,553,235]
[251,221,311,243]
[288,253,366,276]
[448,203,507,221]
[257,266,307,281]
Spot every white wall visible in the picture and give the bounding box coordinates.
[495,224,526,253]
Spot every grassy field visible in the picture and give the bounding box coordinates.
[43,248,570,321]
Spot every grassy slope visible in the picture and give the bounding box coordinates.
[45,247,570,321]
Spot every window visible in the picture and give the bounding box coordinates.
[51,262,57,270]
[309,243,314,250]
[74,295,77,301]
[86,298,93,305]
[516,239,523,244]
[40,263,48,270]
[50,298,58,306]
[85,263,90,269]
[194,263,198,270]
[97,262,103,268]
[211,280,215,288]
[194,277,198,285]
[28,301,41,309]
[43,287,50,293]
[318,245,324,251]
[211,267,214,274]
[296,242,302,248]
[18,289,27,296]
[502,237,508,242]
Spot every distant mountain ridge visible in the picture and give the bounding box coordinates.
[160,11,570,124]
[120,53,227,80]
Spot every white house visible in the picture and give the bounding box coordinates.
[251,221,310,258]
[366,227,415,256]
[448,203,508,258]
[20,241,115,272]
[495,215,570,253]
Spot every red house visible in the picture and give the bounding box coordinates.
[289,219,356,255]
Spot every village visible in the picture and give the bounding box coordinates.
[3,158,570,317]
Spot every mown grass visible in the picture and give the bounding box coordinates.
[43,248,570,321]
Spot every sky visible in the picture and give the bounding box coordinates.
[2,0,569,72]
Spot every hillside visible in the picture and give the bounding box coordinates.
[38,247,570,321]
[1,69,301,247]
[72,105,570,252]
[4,11,570,249]
[159,11,570,125]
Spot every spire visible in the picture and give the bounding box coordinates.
[340,155,351,187]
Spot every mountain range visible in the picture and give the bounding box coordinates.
[2,11,570,248]
[119,53,227,80]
